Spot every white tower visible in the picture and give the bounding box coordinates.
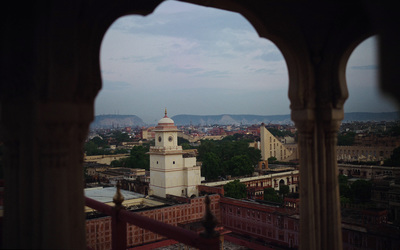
[149,109,200,198]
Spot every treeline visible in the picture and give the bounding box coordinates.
[110,145,150,170]
[337,132,356,146]
[198,135,261,181]
[84,131,131,156]
[383,146,400,166]
[267,127,295,138]
[339,175,372,204]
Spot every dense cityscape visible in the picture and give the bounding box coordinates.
[80,115,400,249]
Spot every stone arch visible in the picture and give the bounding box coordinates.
[279,179,285,186]
[3,1,400,250]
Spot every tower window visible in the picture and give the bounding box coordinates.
[173,161,175,164]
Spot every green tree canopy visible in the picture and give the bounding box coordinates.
[113,131,131,145]
[268,156,277,164]
[129,145,150,170]
[384,146,400,166]
[351,179,372,203]
[279,185,290,198]
[338,175,352,199]
[84,141,106,156]
[263,187,282,203]
[201,152,222,181]
[386,125,400,136]
[227,155,253,177]
[224,180,247,199]
[337,132,356,146]
[178,137,190,145]
[91,136,108,147]
[110,145,150,169]
[268,128,294,138]
[197,138,261,179]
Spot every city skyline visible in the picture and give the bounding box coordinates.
[97,0,397,124]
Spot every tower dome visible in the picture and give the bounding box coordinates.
[157,108,174,125]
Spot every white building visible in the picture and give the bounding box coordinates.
[149,110,201,198]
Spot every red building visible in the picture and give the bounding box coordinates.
[220,197,299,248]
[86,195,221,249]
[220,197,400,249]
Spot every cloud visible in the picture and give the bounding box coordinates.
[156,65,203,74]
[254,51,284,62]
[194,70,229,78]
[97,2,392,123]
[254,68,276,74]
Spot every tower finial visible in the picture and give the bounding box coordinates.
[164,107,168,117]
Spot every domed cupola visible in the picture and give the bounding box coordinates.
[155,108,178,131]
[157,108,174,125]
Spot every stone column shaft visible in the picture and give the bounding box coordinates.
[293,108,343,250]
[1,102,92,249]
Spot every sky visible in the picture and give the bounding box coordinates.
[97,0,397,124]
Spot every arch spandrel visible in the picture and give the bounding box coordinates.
[77,0,164,103]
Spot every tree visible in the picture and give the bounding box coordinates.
[351,179,372,203]
[384,146,400,166]
[181,143,192,150]
[279,185,290,198]
[386,125,400,136]
[224,180,247,199]
[113,131,131,146]
[84,141,102,156]
[246,147,262,167]
[197,137,261,178]
[263,187,282,203]
[268,156,277,164]
[227,155,254,177]
[202,152,222,180]
[337,132,356,146]
[178,137,192,149]
[268,128,294,137]
[110,159,123,167]
[90,136,107,148]
[129,145,150,170]
[338,175,352,199]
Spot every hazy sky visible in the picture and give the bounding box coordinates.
[97,0,397,124]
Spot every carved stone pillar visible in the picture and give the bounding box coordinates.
[292,108,343,250]
[1,101,93,249]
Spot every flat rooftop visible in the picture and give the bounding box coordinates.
[84,187,166,214]
[85,186,145,203]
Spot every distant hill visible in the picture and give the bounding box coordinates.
[171,112,399,125]
[171,114,292,126]
[90,112,399,128]
[91,115,145,128]
[343,112,399,122]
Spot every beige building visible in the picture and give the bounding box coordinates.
[141,127,155,140]
[338,164,400,179]
[149,111,201,198]
[337,145,396,162]
[84,153,130,165]
[259,125,297,162]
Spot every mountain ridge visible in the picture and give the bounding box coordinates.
[91,112,399,128]
[90,114,145,128]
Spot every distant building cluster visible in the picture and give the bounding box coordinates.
[81,114,400,249]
